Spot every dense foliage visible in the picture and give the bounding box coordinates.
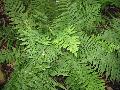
[0,0,120,90]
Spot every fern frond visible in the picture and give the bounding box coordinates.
[66,64,104,90]
[50,53,105,90]
[4,0,25,16]
[52,25,80,56]
[0,48,20,63]
[4,69,57,90]
[52,0,102,34]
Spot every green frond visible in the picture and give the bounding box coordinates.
[4,69,57,90]
[66,64,104,90]
[52,25,80,56]
[50,53,105,90]
[4,0,25,16]
[0,48,20,63]
[52,0,102,34]
[78,34,120,80]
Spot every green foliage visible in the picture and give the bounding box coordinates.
[52,25,80,56]
[50,53,105,90]
[0,0,120,90]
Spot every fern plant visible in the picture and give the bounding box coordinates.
[0,0,120,90]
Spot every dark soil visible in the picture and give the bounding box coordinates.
[101,4,120,19]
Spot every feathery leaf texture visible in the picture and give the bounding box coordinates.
[1,0,120,90]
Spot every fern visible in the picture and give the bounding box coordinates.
[50,53,105,90]
[52,25,80,56]
[0,0,120,90]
